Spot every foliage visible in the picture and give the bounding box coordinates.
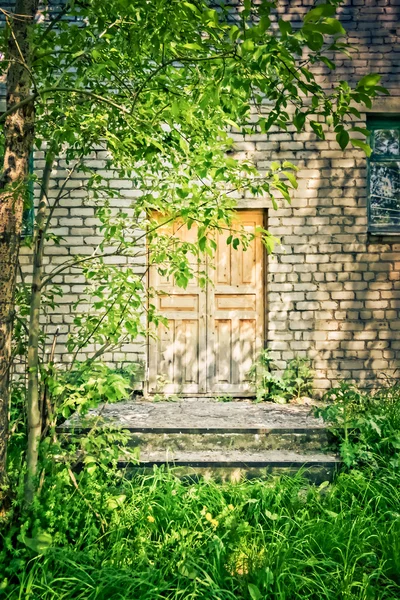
[46,361,139,419]
[283,356,314,400]
[0,0,387,499]
[0,0,387,356]
[316,381,400,468]
[250,349,313,403]
[1,464,399,599]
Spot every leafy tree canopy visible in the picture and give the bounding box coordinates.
[1,0,384,224]
[0,0,386,369]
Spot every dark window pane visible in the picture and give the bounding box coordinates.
[370,161,400,227]
[373,129,400,156]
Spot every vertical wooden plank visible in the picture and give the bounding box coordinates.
[241,223,257,285]
[216,229,231,285]
[239,319,256,382]
[215,319,232,383]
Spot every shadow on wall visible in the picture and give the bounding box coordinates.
[259,0,400,395]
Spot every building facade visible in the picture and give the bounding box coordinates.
[2,0,400,396]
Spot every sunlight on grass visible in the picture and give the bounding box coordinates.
[1,465,400,599]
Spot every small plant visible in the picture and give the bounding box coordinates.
[250,350,313,403]
[216,395,234,403]
[316,381,400,468]
[283,356,313,400]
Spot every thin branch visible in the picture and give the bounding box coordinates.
[37,4,70,43]
[5,14,38,92]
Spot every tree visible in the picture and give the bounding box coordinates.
[0,0,384,501]
[0,0,39,493]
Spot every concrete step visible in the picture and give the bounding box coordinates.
[127,429,334,453]
[121,449,340,483]
[62,400,339,482]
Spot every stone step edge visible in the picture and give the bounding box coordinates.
[117,451,340,469]
[58,426,332,435]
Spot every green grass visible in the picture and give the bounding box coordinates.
[1,465,400,600]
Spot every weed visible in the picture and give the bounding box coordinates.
[216,395,234,402]
[316,381,400,468]
[250,349,313,403]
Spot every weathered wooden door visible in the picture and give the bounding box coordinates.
[148,210,264,396]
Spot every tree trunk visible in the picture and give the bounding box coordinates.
[0,0,39,488]
[25,151,54,504]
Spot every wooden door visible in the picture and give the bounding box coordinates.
[148,210,264,396]
[148,220,207,394]
[207,210,264,394]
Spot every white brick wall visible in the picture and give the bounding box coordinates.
[18,0,400,395]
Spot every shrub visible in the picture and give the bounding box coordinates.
[316,381,400,468]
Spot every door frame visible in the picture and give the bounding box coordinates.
[146,208,267,397]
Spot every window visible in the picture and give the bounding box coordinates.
[368,116,400,234]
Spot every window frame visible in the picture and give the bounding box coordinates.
[367,115,400,235]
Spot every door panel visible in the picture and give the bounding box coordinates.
[148,220,206,394]
[207,211,264,394]
[148,210,264,396]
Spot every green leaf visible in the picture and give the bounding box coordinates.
[318,480,330,491]
[248,583,262,600]
[229,25,241,42]
[305,18,345,36]
[357,73,381,89]
[350,138,372,156]
[265,509,279,520]
[310,121,325,140]
[198,236,207,252]
[375,85,390,95]
[224,118,241,130]
[107,494,127,509]
[325,510,339,519]
[350,126,370,137]
[293,111,306,132]
[336,129,349,150]
[357,92,372,109]
[259,15,271,33]
[283,161,298,171]
[183,42,203,51]
[283,171,298,189]
[304,31,324,51]
[278,19,292,36]
[183,2,201,13]
[242,39,255,52]
[320,56,336,70]
[244,0,251,12]
[303,4,336,24]
[19,533,52,554]
[179,136,189,153]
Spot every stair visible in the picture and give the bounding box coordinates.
[61,400,340,482]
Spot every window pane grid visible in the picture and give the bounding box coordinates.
[368,118,400,233]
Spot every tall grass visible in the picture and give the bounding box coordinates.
[1,465,399,599]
